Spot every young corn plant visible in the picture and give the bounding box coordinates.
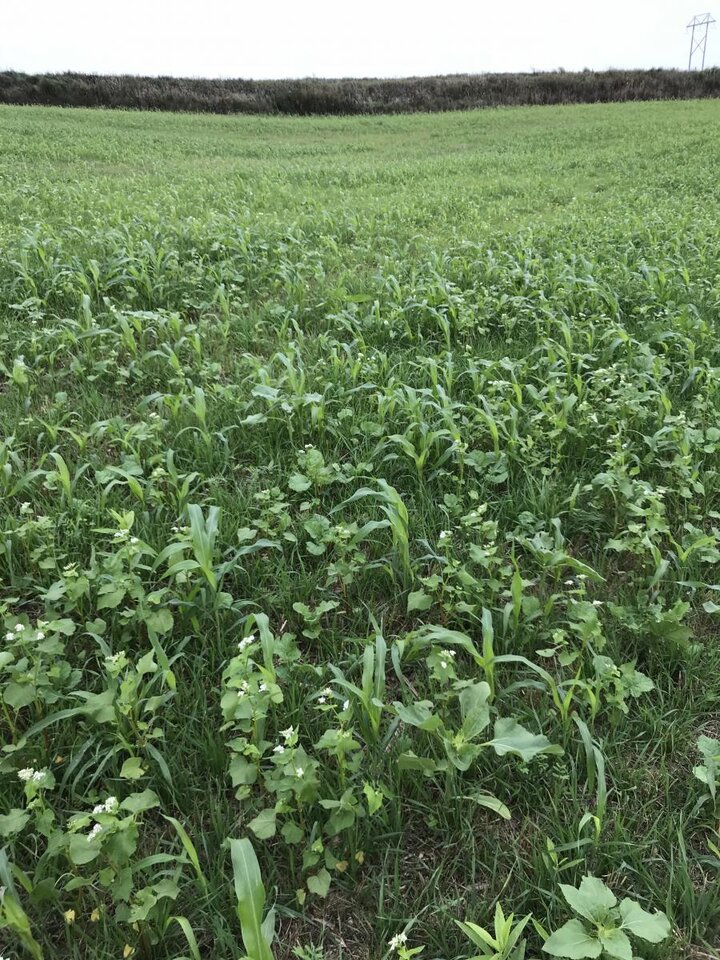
[456,903,533,960]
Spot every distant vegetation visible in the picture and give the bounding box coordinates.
[1,67,720,114]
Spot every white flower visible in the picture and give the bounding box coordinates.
[440,661,448,669]
[32,770,46,783]
[238,633,256,652]
[14,623,24,632]
[439,530,451,540]
[592,599,604,607]
[5,632,13,642]
[295,767,304,777]
[92,796,118,815]
[88,823,103,841]
[113,530,126,539]
[36,630,45,640]
[322,687,332,696]
[564,579,575,586]
[105,651,125,666]
[343,700,350,711]
[237,680,250,697]
[281,726,295,741]
[441,649,456,658]
[0,884,5,901]
[388,932,408,951]
[129,536,139,545]
[259,683,268,693]
[318,696,327,704]
[18,768,35,782]
[273,744,285,754]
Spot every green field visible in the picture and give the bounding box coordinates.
[1,101,720,960]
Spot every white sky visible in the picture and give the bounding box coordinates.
[3,1,718,78]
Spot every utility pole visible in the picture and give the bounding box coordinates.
[687,13,716,70]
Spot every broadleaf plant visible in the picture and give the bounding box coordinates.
[542,876,670,960]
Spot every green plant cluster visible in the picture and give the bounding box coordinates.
[1,101,719,958]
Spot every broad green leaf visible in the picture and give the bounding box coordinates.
[407,589,433,613]
[397,752,438,774]
[393,699,442,732]
[598,928,632,960]
[248,808,277,840]
[307,868,331,898]
[560,876,617,922]
[120,789,160,813]
[0,808,30,837]
[229,838,273,960]
[619,898,671,943]
[120,756,146,780]
[459,681,491,740]
[487,717,561,761]
[69,833,102,866]
[542,919,602,958]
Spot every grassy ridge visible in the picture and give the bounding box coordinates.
[0,101,719,959]
[1,67,720,115]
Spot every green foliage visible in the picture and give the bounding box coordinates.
[0,99,719,958]
[542,877,670,959]
[456,903,532,960]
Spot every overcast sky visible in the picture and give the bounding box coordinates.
[3,1,718,78]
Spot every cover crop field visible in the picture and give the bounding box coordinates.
[1,100,720,960]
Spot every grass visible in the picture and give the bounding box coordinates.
[0,99,719,960]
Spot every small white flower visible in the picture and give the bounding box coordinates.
[592,599,604,607]
[237,680,250,697]
[237,636,255,652]
[5,632,14,642]
[273,744,285,754]
[441,649,456,658]
[440,660,448,669]
[564,579,575,586]
[88,823,103,841]
[295,767,304,777]
[129,536,139,545]
[388,932,408,951]
[18,768,35,782]
[281,726,295,741]
[36,630,46,640]
[318,696,327,704]
[14,623,24,632]
[113,530,126,539]
[343,699,350,711]
[259,683,268,692]
[322,687,332,696]
[32,770,46,783]
[439,530,451,540]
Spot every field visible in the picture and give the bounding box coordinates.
[1,100,720,960]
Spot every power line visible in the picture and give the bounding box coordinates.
[687,13,716,70]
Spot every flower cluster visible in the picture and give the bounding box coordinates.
[18,767,48,784]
